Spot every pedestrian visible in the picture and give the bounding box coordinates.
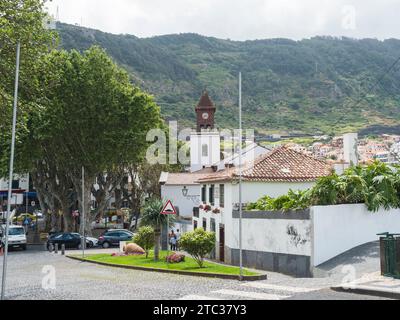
[169,230,177,251]
[175,229,181,251]
[23,217,30,233]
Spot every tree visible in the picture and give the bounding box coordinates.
[29,46,163,235]
[0,0,56,177]
[140,198,175,261]
[133,226,154,258]
[179,228,216,268]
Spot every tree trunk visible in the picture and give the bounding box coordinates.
[72,173,94,236]
[62,205,73,232]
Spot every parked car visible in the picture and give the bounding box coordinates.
[98,230,133,248]
[71,233,98,248]
[0,225,27,250]
[13,213,36,223]
[107,228,134,236]
[46,233,83,250]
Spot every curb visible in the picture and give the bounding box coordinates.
[66,255,268,281]
[331,285,400,300]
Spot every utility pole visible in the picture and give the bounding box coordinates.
[238,72,243,281]
[81,166,86,258]
[1,41,21,300]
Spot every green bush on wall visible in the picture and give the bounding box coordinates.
[246,161,400,212]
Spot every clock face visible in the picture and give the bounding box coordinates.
[202,112,209,120]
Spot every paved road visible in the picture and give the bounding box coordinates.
[0,245,391,300]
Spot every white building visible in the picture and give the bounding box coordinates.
[193,146,332,265]
[0,174,31,206]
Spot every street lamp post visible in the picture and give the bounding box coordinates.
[1,41,21,301]
[238,72,243,281]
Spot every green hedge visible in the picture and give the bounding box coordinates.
[246,161,400,212]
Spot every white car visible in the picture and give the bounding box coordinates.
[71,233,98,248]
[0,225,27,250]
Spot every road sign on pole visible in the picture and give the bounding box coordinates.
[160,200,177,215]
[161,200,177,266]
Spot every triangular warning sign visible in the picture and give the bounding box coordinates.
[161,200,177,215]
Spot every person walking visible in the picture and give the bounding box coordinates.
[169,230,177,251]
[175,229,181,251]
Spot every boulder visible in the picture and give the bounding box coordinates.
[123,243,145,255]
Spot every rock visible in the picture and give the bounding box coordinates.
[123,243,145,255]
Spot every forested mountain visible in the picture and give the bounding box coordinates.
[57,22,400,135]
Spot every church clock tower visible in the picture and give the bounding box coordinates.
[195,91,216,132]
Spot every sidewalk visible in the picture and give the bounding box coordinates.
[332,272,400,299]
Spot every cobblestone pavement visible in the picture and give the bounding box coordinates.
[0,245,391,300]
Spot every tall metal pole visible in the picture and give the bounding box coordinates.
[81,166,85,258]
[1,41,21,300]
[238,72,243,280]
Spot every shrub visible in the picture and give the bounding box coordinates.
[133,226,155,258]
[179,228,216,268]
[166,252,185,263]
[247,161,400,213]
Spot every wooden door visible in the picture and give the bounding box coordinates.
[219,224,225,262]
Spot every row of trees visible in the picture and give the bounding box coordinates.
[0,1,174,234]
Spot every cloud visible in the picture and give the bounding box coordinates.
[45,0,400,40]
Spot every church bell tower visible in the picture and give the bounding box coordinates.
[190,91,220,172]
[195,91,216,132]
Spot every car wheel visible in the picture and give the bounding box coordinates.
[22,245,27,251]
[102,242,110,249]
[77,243,82,250]
[88,241,94,248]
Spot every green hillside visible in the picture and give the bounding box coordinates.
[57,23,400,136]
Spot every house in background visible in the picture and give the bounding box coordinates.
[193,146,332,263]
[0,174,38,213]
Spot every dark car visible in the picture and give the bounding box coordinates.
[98,230,133,248]
[47,232,83,250]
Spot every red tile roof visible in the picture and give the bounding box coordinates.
[197,146,332,183]
[160,168,215,185]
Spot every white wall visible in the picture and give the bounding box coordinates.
[312,204,400,266]
[229,216,311,256]
[161,185,201,218]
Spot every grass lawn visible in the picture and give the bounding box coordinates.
[80,251,259,276]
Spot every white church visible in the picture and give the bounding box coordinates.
[159,91,269,227]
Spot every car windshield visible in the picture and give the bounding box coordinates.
[8,228,25,236]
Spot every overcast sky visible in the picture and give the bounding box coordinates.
[45,0,400,40]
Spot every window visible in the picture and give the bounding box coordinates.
[201,185,206,202]
[203,218,207,231]
[202,144,209,157]
[210,218,216,233]
[219,184,225,208]
[194,220,198,230]
[11,180,19,189]
[193,207,199,218]
[209,185,215,206]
